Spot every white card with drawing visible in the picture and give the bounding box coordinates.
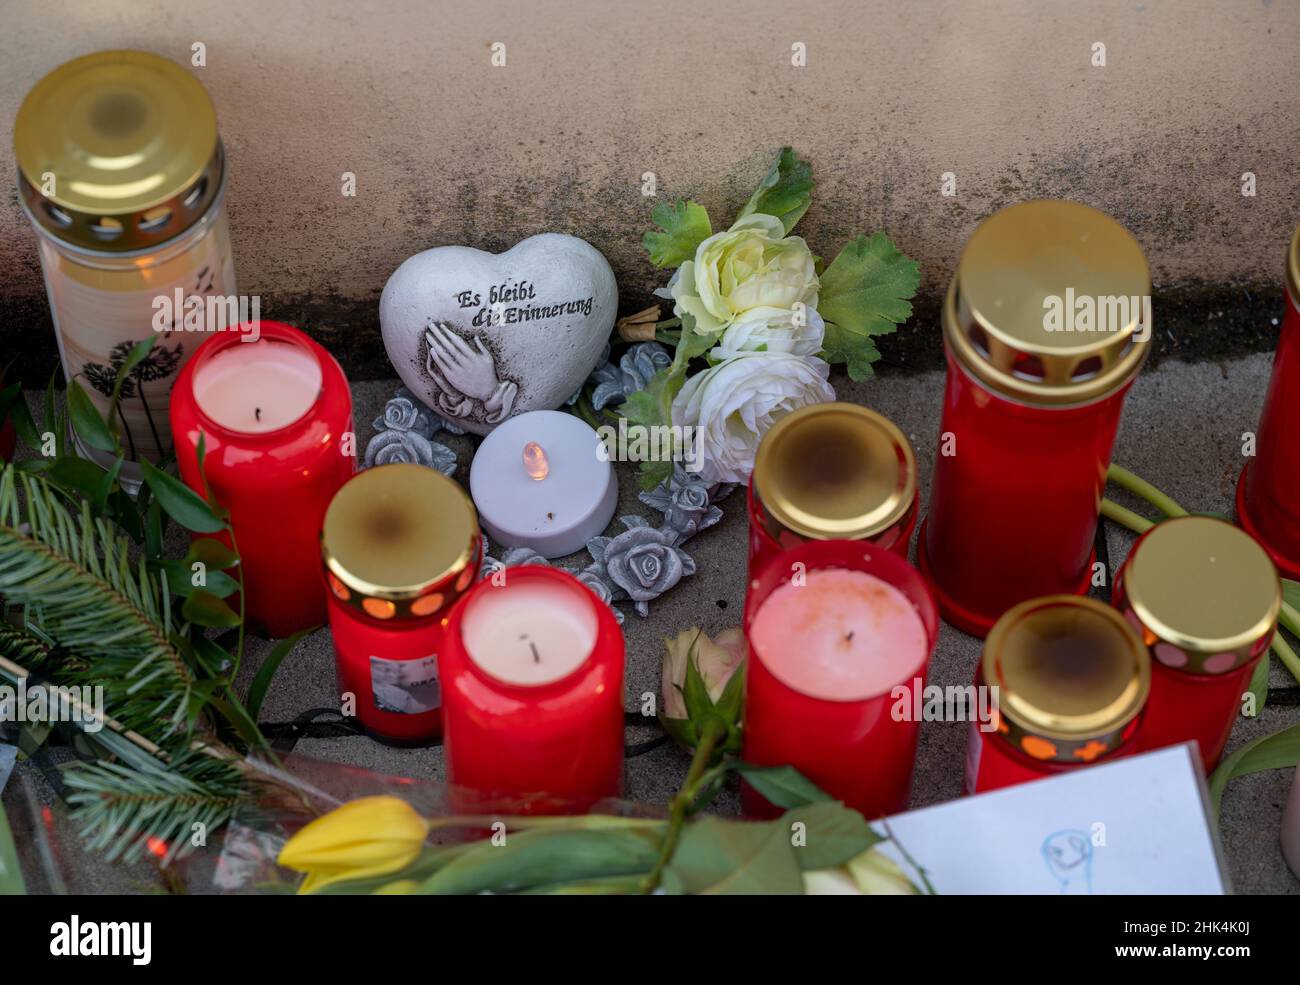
[879,744,1228,894]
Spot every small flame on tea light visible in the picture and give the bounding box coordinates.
[523,441,549,481]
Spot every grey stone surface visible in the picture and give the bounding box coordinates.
[7,352,1300,894]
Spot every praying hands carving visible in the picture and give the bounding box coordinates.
[423,321,517,425]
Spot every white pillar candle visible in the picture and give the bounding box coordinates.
[460,577,598,686]
[469,410,618,558]
[192,339,323,433]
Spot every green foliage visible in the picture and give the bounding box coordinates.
[737,147,815,234]
[643,200,712,268]
[819,232,922,380]
[0,802,24,896]
[1209,722,1300,815]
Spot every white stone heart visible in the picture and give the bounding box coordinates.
[380,233,618,435]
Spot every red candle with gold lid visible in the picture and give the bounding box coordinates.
[321,464,481,745]
[1116,516,1280,772]
[1237,223,1300,580]
[920,201,1151,637]
[965,595,1150,795]
[748,402,917,579]
[171,320,354,638]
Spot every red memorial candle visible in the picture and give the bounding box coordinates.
[171,321,354,637]
[1238,223,1300,580]
[321,464,482,744]
[964,596,1149,795]
[440,566,625,809]
[742,539,938,819]
[920,201,1151,636]
[1115,516,1280,772]
[748,402,917,580]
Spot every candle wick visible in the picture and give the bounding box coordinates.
[255,407,262,421]
[529,641,540,664]
[844,629,855,644]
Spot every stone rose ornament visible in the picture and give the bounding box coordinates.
[380,233,618,435]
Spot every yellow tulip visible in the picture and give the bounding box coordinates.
[278,796,429,894]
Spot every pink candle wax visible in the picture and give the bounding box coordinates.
[749,568,928,700]
[742,555,937,820]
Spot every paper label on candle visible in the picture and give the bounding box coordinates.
[369,654,440,714]
[41,215,237,463]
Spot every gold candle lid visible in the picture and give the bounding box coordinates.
[322,464,480,621]
[983,595,1150,763]
[1288,221,1300,306]
[946,200,1152,406]
[752,402,915,541]
[14,50,223,253]
[1120,516,1280,673]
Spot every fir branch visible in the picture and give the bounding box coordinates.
[0,467,193,738]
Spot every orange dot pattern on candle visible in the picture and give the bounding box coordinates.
[523,441,549,481]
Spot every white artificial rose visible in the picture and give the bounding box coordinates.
[671,351,835,486]
[659,214,820,338]
[710,305,826,361]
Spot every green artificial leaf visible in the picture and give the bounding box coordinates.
[246,627,315,721]
[67,379,116,453]
[781,800,881,870]
[188,537,240,571]
[5,390,40,451]
[422,827,662,895]
[45,456,112,503]
[621,369,675,432]
[91,457,124,516]
[665,815,804,894]
[658,713,698,750]
[737,147,814,234]
[152,557,238,600]
[140,460,225,533]
[636,459,673,492]
[1283,579,1300,612]
[681,633,715,722]
[0,804,27,896]
[713,662,746,749]
[1208,722,1300,814]
[182,588,241,628]
[1245,649,1269,717]
[819,232,921,380]
[643,200,712,269]
[734,763,834,809]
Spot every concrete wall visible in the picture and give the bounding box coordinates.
[2,0,1298,381]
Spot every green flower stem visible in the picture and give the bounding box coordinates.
[423,814,662,834]
[1107,464,1189,518]
[1280,600,1300,640]
[1271,630,1300,685]
[1101,498,1154,535]
[641,718,725,894]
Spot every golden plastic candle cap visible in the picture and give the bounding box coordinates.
[322,464,480,620]
[752,402,916,540]
[984,595,1150,751]
[945,200,1152,406]
[15,50,223,253]
[1122,516,1280,671]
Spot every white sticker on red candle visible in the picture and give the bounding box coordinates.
[369,654,440,714]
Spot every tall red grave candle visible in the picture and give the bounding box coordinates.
[748,402,917,580]
[321,464,481,744]
[1238,223,1300,580]
[440,566,625,808]
[920,201,1151,637]
[964,596,1150,795]
[171,321,354,637]
[1115,516,1279,772]
[742,540,938,819]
